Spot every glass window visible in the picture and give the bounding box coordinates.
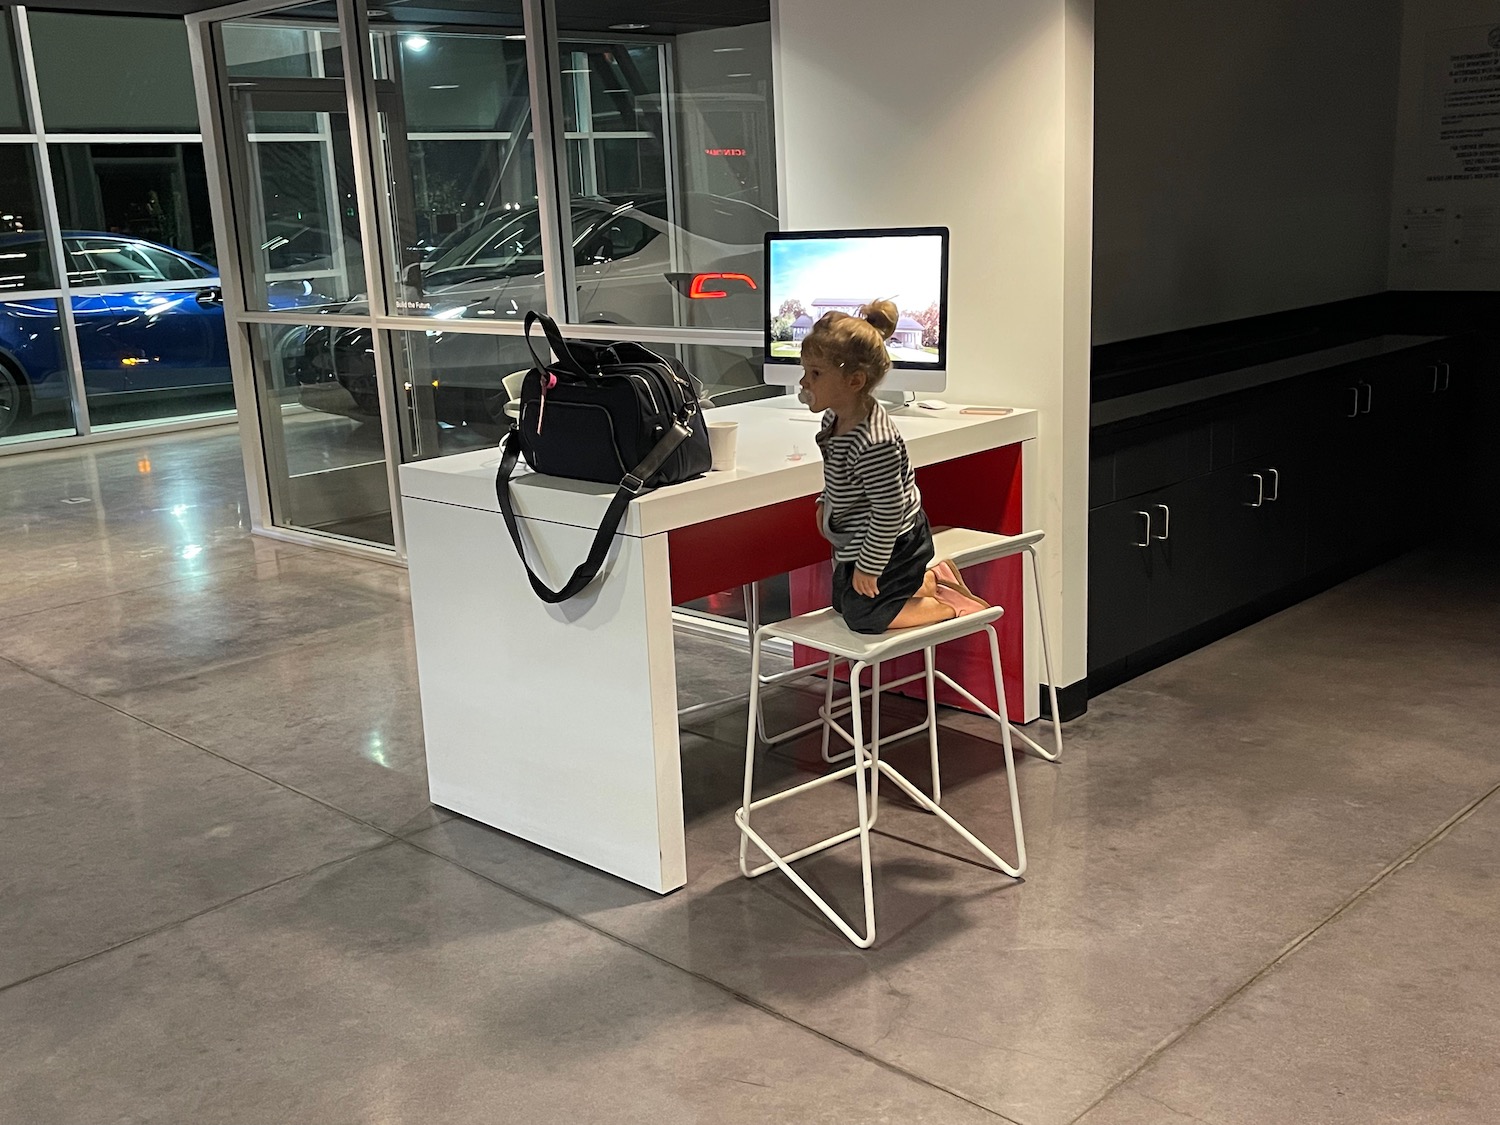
[66,260,233,428]
[0,11,26,131]
[368,8,539,320]
[0,298,76,444]
[234,125,366,312]
[50,143,217,264]
[251,321,394,546]
[0,148,53,291]
[552,4,778,330]
[219,10,363,313]
[45,141,230,432]
[221,22,338,79]
[65,238,165,286]
[387,328,532,461]
[28,13,199,133]
[386,327,763,464]
[136,246,214,282]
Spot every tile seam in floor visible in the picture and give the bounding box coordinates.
[0,551,289,626]
[0,652,411,843]
[0,536,391,640]
[394,831,1028,1125]
[0,607,410,702]
[1062,775,1500,1125]
[0,838,401,999]
[0,537,316,627]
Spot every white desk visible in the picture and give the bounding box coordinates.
[400,397,1038,892]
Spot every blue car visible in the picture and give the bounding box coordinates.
[0,231,326,438]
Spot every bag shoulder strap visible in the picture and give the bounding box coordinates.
[523,310,589,377]
[494,419,695,603]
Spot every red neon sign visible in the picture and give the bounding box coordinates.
[704,147,747,157]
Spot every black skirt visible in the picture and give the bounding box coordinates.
[831,514,934,634]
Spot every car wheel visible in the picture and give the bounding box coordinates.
[0,360,29,439]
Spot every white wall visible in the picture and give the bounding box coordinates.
[773,0,1095,689]
[1092,0,1404,343]
[1388,0,1500,290]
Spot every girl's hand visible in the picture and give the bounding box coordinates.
[852,569,880,597]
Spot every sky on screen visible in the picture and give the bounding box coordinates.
[771,235,943,310]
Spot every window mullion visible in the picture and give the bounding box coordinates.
[12,5,91,437]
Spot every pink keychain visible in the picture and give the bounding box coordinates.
[536,371,557,433]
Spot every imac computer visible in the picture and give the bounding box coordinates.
[763,226,949,395]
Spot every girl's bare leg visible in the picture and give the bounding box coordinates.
[888,595,956,630]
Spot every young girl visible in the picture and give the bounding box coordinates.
[800,301,988,634]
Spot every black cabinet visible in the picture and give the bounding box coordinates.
[1089,338,1472,689]
[1087,501,1153,671]
[1087,461,1290,669]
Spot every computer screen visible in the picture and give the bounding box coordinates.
[763,226,949,392]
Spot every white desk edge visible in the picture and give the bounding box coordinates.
[398,398,1038,537]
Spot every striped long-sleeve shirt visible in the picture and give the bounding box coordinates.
[815,401,923,576]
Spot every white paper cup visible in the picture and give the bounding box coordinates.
[706,420,739,471]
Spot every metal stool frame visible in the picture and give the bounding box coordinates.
[735,607,1025,948]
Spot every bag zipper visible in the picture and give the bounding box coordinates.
[624,370,662,416]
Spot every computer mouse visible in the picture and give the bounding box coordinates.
[916,399,949,410]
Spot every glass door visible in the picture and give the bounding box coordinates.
[222,75,395,545]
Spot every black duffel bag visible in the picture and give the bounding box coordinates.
[496,310,712,603]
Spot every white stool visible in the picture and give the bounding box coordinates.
[735,606,1026,948]
[931,527,1063,764]
[685,528,1064,770]
[675,583,832,734]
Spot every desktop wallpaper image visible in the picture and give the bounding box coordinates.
[767,234,945,365]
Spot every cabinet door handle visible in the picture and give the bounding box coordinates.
[1359,381,1373,414]
[1133,510,1152,548]
[1440,361,1451,392]
[1152,503,1170,540]
[1246,473,1265,508]
[1346,386,1360,418]
[1266,467,1280,502]
[1430,365,1441,394]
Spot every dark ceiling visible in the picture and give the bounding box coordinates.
[15,0,769,32]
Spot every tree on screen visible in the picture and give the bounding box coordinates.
[913,302,941,347]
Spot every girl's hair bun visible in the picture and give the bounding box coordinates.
[859,299,898,341]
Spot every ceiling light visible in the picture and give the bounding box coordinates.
[712,47,743,52]
[728,72,751,78]
[367,9,386,16]
[429,84,459,90]
[504,34,525,40]
[608,22,649,30]
[403,34,429,50]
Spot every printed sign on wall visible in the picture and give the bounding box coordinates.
[1391,3,1500,288]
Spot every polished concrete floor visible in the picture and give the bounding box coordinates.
[3,424,1499,1125]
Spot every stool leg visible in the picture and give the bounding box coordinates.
[985,623,1028,877]
[868,662,883,826]
[876,625,1026,878]
[847,660,878,947]
[738,630,765,878]
[747,584,769,743]
[743,658,879,946]
[819,654,848,763]
[1008,546,1062,763]
[924,646,941,806]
